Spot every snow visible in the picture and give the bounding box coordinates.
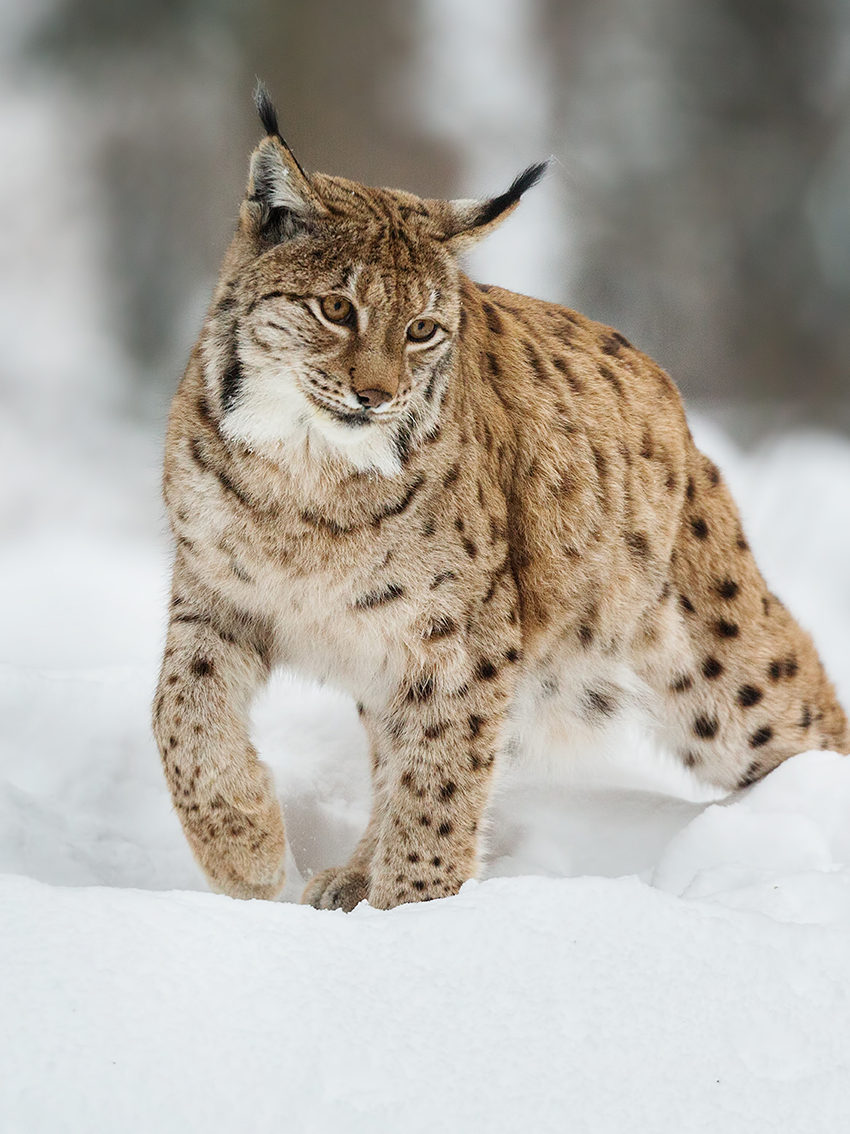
[2,413,850,1133]
[2,4,849,1127]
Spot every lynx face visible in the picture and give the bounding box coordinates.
[215,224,461,476]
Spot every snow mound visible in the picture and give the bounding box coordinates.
[2,419,850,1130]
[654,751,850,926]
[3,870,850,1134]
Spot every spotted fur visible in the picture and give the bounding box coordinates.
[153,88,849,909]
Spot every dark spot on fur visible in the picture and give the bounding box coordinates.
[355,582,405,610]
[800,704,812,729]
[430,570,456,590]
[715,620,739,639]
[371,473,426,525]
[426,616,457,640]
[685,478,696,502]
[586,689,615,716]
[749,726,773,748]
[439,782,457,801]
[483,302,503,335]
[625,531,650,558]
[737,685,763,708]
[599,364,624,397]
[191,657,214,678]
[412,880,426,891]
[424,721,450,741]
[220,351,244,414]
[432,856,442,867]
[552,354,583,393]
[300,510,350,537]
[421,517,437,537]
[768,661,782,681]
[737,533,750,552]
[407,852,420,863]
[716,579,740,600]
[419,814,431,827]
[171,612,210,626]
[578,623,594,647]
[679,594,696,615]
[682,750,699,768]
[406,673,435,703]
[705,461,721,487]
[591,446,608,484]
[475,659,498,681]
[693,715,719,740]
[602,330,631,355]
[482,557,511,603]
[784,657,799,679]
[469,715,484,738]
[443,464,460,489]
[505,647,521,663]
[437,821,453,838]
[738,761,763,788]
[702,657,724,680]
[393,420,415,467]
[462,537,478,559]
[690,517,709,540]
[670,675,693,693]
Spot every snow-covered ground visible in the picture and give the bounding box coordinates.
[2,412,850,1133]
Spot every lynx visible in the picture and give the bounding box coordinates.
[153,86,849,910]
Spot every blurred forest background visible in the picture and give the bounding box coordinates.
[2,0,850,448]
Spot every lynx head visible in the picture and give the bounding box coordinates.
[203,84,546,476]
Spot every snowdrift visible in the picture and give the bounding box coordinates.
[2,418,850,1132]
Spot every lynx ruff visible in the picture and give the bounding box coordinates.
[153,87,849,910]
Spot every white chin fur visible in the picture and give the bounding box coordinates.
[218,368,402,477]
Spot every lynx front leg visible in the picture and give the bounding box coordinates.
[301,812,379,912]
[368,657,515,910]
[152,580,285,900]
[302,709,391,911]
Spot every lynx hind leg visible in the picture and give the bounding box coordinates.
[153,585,287,900]
[654,468,849,790]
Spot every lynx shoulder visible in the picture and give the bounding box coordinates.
[153,86,849,908]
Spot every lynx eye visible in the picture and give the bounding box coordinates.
[319,295,354,325]
[407,317,438,343]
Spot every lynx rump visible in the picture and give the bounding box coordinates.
[153,87,848,910]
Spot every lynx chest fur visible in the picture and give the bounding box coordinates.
[154,87,848,910]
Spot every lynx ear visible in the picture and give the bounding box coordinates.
[438,162,548,252]
[245,82,327,238]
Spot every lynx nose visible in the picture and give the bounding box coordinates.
[354,388,392,409]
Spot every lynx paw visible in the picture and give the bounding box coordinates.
[186,798,286,901]
[302,866,369,911]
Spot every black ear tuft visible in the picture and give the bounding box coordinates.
[475,161,548,227]
[254,80,281,139]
